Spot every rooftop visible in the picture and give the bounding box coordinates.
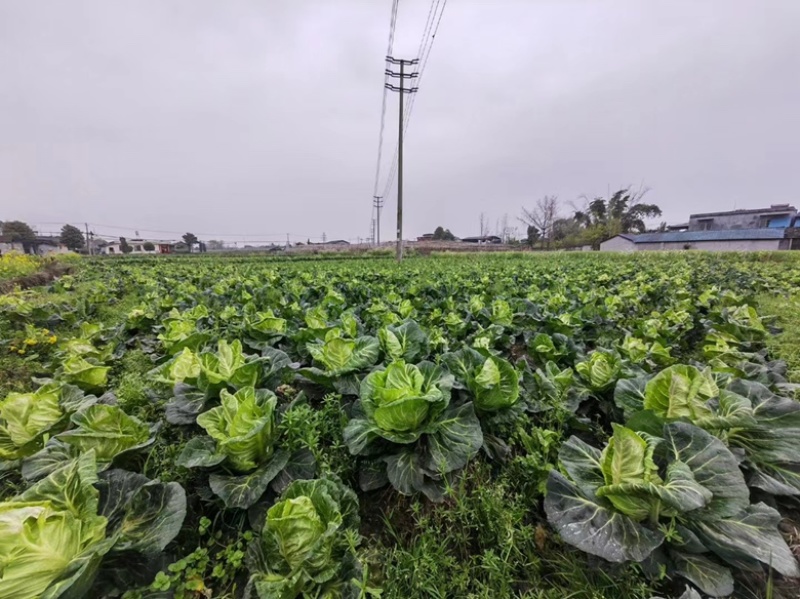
[632,228,786,243]
[690,204,796,219]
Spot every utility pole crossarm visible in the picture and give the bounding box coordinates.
[385,56,419,65]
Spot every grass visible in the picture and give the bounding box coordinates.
[757,293,800,383]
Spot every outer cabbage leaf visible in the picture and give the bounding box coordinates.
[670,551,734,598]
[691,503,800,578]
[62,356,110,392]
[544,470,665,563]
[662,422,749,520]
[378,319,430,363]
[424,402,483,474]
[57,404,154,468]
[97,469,187,554]
[208,450,290,509]
[644,365,718,421]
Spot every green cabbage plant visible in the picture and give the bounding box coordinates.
[244,305,288,350]
[378,319,430,363]
[157,305,211,354]
[575,350,623,392]
[443,347,520,413]
[0,451,186,598]
[520,361,588,414]
[299,332,380,394]
[61,356,110,392]
[617,364,800,497]
[0,384,96,463]
[344,360,483,501]
[245,477,364,599]
[22,403,156,480]
[177,387,297,508]
[545,423,799,597]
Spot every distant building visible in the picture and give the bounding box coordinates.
[417,233,435,242]
[103,239,176,255]
[0,236,71,256]
[307,240,350,246]
[601,229,789,252]
[688,204,797,231]
[461,235,502,244]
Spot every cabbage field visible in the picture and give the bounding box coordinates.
[1,252,800,599]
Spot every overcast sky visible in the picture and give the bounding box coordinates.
[1,0,798,244]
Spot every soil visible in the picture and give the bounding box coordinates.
[0,262,73,294]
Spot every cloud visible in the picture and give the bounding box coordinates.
[1,0,798,242]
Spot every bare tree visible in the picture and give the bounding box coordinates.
[519,195,560,249]
[479,212,488,237]
[500,213,512,243]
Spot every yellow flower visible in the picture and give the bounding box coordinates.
[17,349,25,355]
[9,346,17,352]
[24,338,37,346]
[49,336,57,344]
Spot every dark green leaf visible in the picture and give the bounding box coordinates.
[663,422,749,519]
[691,503,800,577]
[670,551,734,598]
[98,469,187,554]
[544,471,664,562]
[209,450,290,509]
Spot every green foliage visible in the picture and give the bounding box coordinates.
[432,226,456,241]
[4,250,800,598]
[545,422,798,596]
[1,220,36,243]
[60,224,85,251]
[0,451,185,598]
[247,477,363,598]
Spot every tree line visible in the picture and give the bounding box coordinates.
[519,187,662,250]
[1,221,208,254]
[428,187,663,249]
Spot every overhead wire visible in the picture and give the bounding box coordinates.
[371,0,401,202]
[379,0,448,201]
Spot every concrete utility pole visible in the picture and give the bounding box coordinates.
[85,223,92,256]
[385,56,418,261]
[373,196,384,245]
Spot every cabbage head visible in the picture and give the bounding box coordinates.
[360,361,449,437]
[0,450,187,598]
[196,387,278,473]
[443,348,520,413]
[0,385,64,461]
[247,477,362,599]
[575,350,622,392]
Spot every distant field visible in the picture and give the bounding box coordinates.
[2,252,800,598]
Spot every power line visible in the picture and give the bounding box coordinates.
[379,0,449,201]
[371,0,401,200]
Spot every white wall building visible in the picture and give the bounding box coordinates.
[103,239,176,255]
[600,229,789,252]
